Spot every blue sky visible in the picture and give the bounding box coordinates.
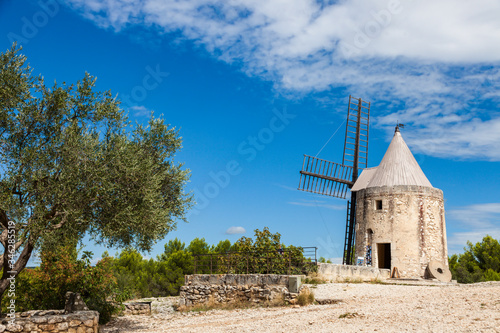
[1,0,499,264]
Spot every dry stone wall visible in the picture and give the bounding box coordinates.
[180,274,303,307]
[0,310,99,333]
[123,302,151,315]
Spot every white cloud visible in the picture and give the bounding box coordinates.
[63,0,500,160]
[225,226,246,235]
[447,203,500,253]
[129,105,151,117]
[288,199,344,210]
[274,183,298,192]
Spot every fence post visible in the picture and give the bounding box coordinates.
[210,254,213,274]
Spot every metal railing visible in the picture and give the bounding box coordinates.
[193,247,317,275]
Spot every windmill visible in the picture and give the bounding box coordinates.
[298,96,370,265]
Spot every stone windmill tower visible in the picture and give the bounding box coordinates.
[351,126,449,279]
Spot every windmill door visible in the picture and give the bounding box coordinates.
[377,243,391,269]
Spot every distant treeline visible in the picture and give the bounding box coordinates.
[449,235,500,283]
[111,227,314,300]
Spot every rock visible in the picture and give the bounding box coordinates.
[57,321,70,330]
[70,319,82,327]
[48,315,64,324]
[65,292,89,313]
[5,323,22,332]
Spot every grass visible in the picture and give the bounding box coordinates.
[338,312,359,319]
[296,288,315,306]
[304,272,329,285]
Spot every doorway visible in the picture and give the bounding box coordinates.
[377,243,391,269]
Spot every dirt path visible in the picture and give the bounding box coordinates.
[102,281,500,332]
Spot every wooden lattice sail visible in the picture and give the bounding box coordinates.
[298,96,370,265]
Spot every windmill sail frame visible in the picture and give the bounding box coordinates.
[297,96,370,265]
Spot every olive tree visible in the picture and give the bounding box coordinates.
[0,44,193,301]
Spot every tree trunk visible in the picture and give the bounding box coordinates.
[0,236,35,313]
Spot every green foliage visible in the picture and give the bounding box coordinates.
[213,240,231,254]
[6,245,118,323]
[187,237,211,255]
[201,227,316,275]
[160,238,186,260]
[111,248,185,299]
[109,229,314,301]
[186,237,212,274]
[449,235,500,283]
[111,241,197,300]
[0,43,192,299]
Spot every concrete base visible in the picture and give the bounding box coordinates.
[318,263,390,281]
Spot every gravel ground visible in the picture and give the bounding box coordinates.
[102,281,500,332]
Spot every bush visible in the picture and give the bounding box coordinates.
[8,246,119,324]
[449,235,500,283]
[109,229,315,300]
[111,246,192,300]
[296,287,314,306]
[304,272,328,285]
[214,228,316,275]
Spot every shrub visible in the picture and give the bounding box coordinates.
[449,235,500,283]
[111,247,191,300]
[8,246,119,324]
[296,288,315,306]
[304,272,328,285]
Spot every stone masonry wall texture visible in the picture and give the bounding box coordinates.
[354,185,448,278]
[180,274,303,307]
[0,310,99,333]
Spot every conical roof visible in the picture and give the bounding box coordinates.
[352,128,432,191]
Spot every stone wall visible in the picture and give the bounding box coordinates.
[180,274,303,307]
[0,310,99,333]
[354,185,448,278]
[317,263,390,281]
[123,302,151,315]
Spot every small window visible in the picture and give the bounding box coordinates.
[375,200,383,210]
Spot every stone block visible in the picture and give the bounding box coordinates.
[5,324,23,333]
[65,292,89,313]
[57,321,69,330]
[69,319,82,327]
[31,316,48,324]
[48,315,64,324]
[83,319,94,327]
